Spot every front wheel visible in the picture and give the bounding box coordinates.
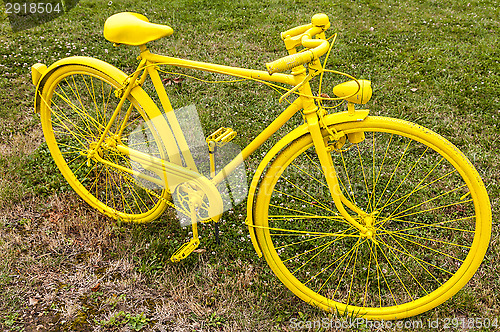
[254,116,491,320]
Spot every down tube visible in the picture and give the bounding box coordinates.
[211,99,303,186]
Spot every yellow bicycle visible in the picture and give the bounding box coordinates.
[31,12,491,320]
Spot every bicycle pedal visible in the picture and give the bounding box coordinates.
[206,127,236,147]
[170,238,200,263]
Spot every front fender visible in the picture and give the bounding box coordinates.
[245,109,369,257]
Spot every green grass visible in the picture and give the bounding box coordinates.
[0,0,499,330]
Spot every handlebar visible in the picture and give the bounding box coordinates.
[266,13,331,75]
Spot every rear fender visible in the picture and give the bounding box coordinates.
[35,56,133,114]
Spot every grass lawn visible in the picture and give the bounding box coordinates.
[0,0,499,331]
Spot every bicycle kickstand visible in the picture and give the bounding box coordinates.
[207,129,235,245]
[170,195,201,263]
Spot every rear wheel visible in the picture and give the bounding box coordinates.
[254,116,491,319]
[39,64,169,222]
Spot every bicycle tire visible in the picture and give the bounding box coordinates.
[254,116,491,319]
[39,64,170,222]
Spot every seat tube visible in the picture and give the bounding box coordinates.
[301,94,368,234]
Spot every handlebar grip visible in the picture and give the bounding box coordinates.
[266,51,314,74]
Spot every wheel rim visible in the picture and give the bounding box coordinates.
[255,117,490,319]
[40,67,168,222]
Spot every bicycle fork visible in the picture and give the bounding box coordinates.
[303,108,375,239]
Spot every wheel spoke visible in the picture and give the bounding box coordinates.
[57,82,105,133]
[385,157,444,219]
[374,139,412,210]
[379,215,475,233]
[376,236,415,301]
[380,232,452,279]
[256,223,359,238]
[340,148,357,206]
[273,186,336,215]
[290,239,337,273]
[363,241,373,307]
[372,133,393,212]
[389,231,464,262]
[347,240,361,305]
[390,199,473,220]
[356,143,372,213]
[388,184,468,219]
[290,161,328,188]
[379,228,471,249]
[378,146,429,215]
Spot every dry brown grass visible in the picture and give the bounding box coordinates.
[0,190,289,331]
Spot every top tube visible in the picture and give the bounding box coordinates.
[138,47,301,87]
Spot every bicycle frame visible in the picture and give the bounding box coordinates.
[30,11,493,317]
[90,43,372,239]
[135,45,312,182]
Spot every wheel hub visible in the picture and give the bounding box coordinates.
[359,211,379,241]
[84,136,119,161]
[86,142,103,160]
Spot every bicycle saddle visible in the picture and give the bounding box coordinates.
[103,12,173,46]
